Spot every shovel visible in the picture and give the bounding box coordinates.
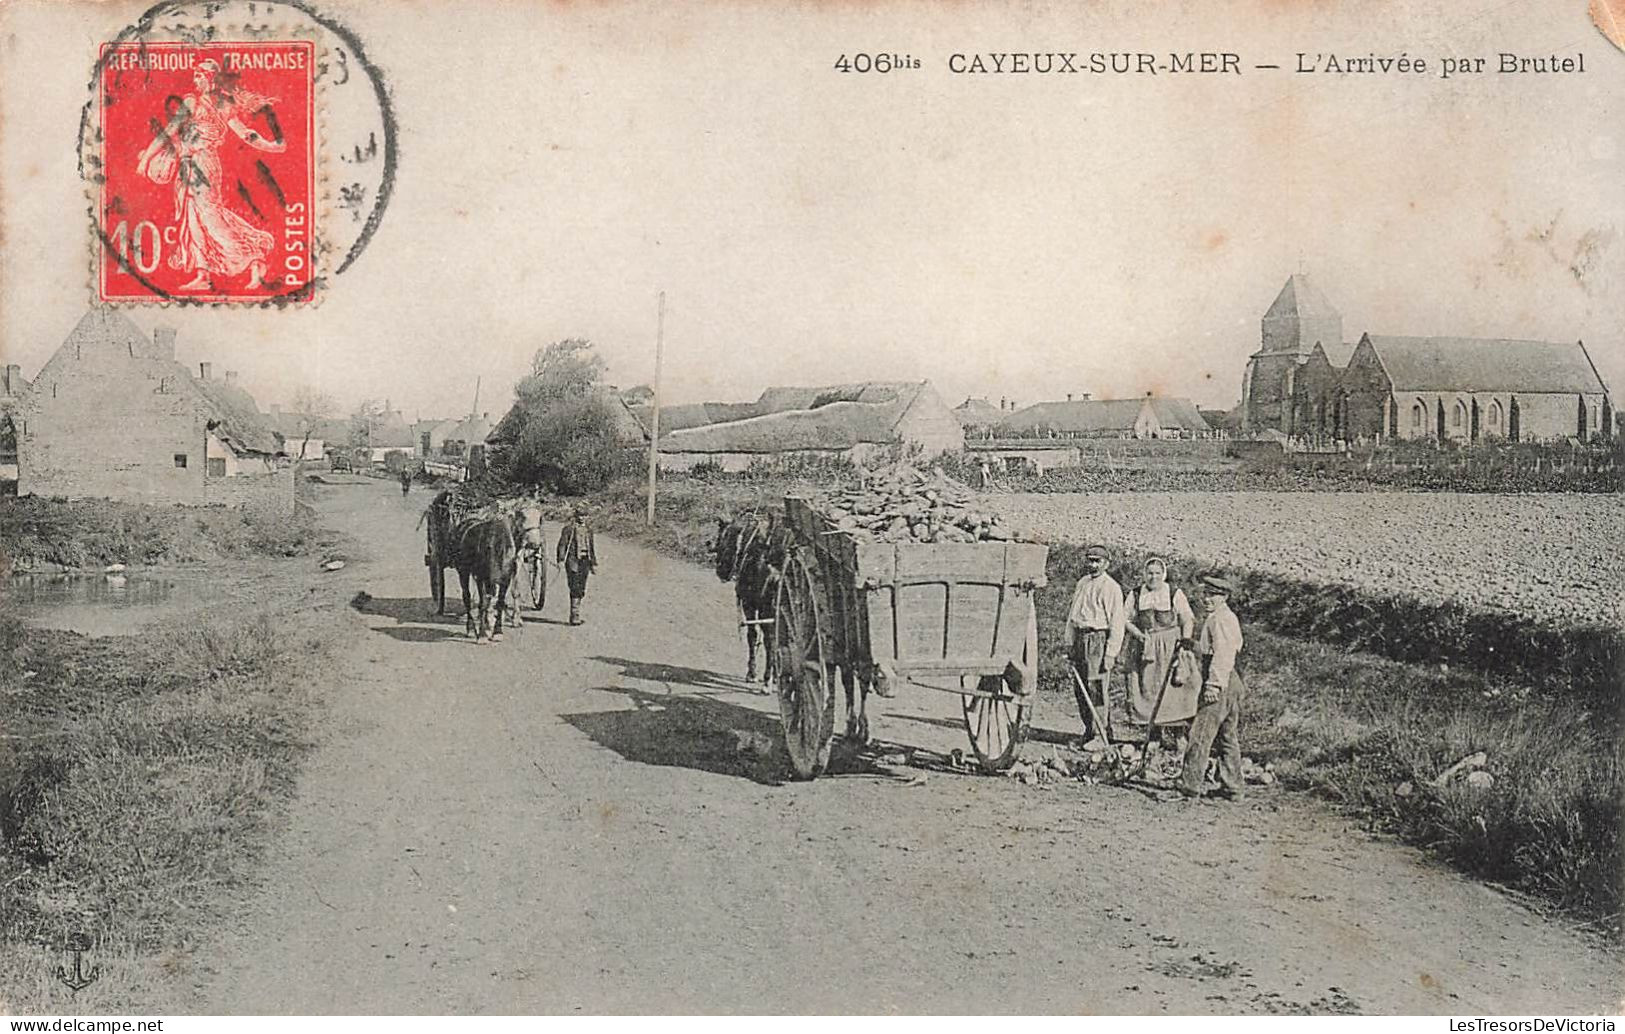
[1133,643,1190,781]
[1069,663,1124,769]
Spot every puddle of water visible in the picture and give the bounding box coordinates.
[4,572,185,636]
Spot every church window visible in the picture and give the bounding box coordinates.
[1411,403,1423,428]
[1488,400,1502,428]
[1452,401,1466,428]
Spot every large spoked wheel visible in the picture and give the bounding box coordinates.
[524,552,546,611]
[962,606,1039,773]
[774,552,835,780]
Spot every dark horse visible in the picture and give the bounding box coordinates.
[714,510,790,686]
[456,517,517,642]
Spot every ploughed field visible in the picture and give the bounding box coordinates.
[987,491,1624,627]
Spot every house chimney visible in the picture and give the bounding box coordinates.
[198,361,213,380]
[3,364,18,395]
[1067,393,1074,402]
[225,370,238,387]
[154,327,177,359]
[1000,397,1008,411]
[1079,392,1092,401]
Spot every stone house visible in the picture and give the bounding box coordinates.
[15,308,288,508]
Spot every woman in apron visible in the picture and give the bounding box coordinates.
[1124,556,1197,730]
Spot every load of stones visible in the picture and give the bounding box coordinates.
[808,465,1030,544]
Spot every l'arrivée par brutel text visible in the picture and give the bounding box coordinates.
[833,51,1587,78]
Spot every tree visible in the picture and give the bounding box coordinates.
[290,386,337,463]
[514,338,605,406]
[350,398,388,451]
[497,339,639,494]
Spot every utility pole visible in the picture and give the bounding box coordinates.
[646,291,665,526]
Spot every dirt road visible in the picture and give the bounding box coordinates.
[197,481,1620,1014]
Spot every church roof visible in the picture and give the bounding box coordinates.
[1264,274,1341,322]
[1364,335,1608,394]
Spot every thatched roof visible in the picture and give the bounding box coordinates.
[954,396,1003,425]
[192,376,279,454]
[1145,397,1210,432]
[658,383,930,454]
[1364,335,1608,394]
[999,398,1148,434]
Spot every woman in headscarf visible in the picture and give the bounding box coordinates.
[1123,556,1197,730]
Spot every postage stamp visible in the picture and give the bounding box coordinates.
[96,39,317,304]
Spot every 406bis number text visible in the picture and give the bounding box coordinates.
[834,53,921,73]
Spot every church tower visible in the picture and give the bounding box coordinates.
[1240,274,1343,432]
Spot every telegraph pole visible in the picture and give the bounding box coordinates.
[646,291,665,526]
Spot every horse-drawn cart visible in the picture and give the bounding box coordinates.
[772,494,1048,779]
[424,487,545,618]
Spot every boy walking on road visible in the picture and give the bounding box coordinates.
[1178,573,1246,800]
[556,506,598,626]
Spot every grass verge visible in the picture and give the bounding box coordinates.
[1,493,319,571]
[0,604,333,1012]
[585,473,1623,930]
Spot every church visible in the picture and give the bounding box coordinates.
[1239,275,1613,443]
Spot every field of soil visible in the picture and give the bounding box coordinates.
[987,492,1624,626]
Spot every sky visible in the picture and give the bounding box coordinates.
[3,0,1622,422]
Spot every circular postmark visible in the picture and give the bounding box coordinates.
[77,0,396,306]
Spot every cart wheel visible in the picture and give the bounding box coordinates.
[525,553,546,611]
[961,606,1039,773]
[774,551,835,780]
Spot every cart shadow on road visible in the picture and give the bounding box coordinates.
[563,685,907,786]
[590,655,765,696]
[562,686,791,785]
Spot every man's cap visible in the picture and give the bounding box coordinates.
[1084,544,1109,560]
[1198,573,1238,595]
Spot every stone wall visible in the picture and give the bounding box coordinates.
[203,466,294,516]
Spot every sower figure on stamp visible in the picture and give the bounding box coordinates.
[135,58,285,292]
[1178,573,1246,800]
[556,505,598,626]
[1063,543,1126,744]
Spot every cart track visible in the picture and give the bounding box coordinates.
[195,481,1620,1014]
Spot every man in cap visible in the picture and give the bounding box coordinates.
[1063,543,1126,743]
[1178,572,1246,799]
[556,505,599,626]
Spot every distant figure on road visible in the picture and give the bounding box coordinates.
[400,467,413,497]
[1063,543,1125,743]
[556,506,598,626]
[1178,573,1246,800]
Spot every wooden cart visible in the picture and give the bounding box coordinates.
[772,495,1048,779]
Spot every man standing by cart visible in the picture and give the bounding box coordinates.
[1178,573,1246,800]
[556,505,598,626]
[1064,543,1126,743]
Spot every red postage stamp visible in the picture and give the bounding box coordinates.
[96,40,317,304]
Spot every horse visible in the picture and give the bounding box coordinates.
[455,516,518,642]
[714,510,789,685]
[508,501,547,616]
